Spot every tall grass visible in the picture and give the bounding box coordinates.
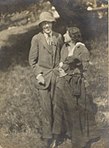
[0,34,108,148]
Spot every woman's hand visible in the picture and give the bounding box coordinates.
[59,67,67,77]
[59,62,63,68]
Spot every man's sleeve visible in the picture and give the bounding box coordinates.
[58,33,64,51]
[29,35,42,77]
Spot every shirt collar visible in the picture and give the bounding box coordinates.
[66,42,75,47]
[43,32,52,39]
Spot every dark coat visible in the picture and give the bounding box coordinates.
[53,76,100,147]
[60,43,90,77]
[52,43,100,146]
[29,31,63,90]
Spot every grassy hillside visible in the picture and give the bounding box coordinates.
[0,0,108,147]
[0,25,108,147]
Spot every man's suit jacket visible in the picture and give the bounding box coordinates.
[29,31,63,89]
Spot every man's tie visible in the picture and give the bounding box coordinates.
[47,34,53,45]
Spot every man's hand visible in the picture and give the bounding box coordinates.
[84,79,89,88]
[59,62,63,68]
[36,74,45,85]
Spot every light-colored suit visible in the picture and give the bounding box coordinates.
[29,31,63,138]
[29,31,63,89]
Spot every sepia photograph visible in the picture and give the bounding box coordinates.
[0,0,108,148]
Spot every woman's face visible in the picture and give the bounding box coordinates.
[41,21,52,34]
[63,31,72,43]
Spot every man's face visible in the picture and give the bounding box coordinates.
[41,21,52,34]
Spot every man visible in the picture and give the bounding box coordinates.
[29,11,63,147]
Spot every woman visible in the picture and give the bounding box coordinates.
[52,27,100,148]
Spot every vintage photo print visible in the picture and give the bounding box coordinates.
[0,0,108,148]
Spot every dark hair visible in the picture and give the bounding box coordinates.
[67,27,82,43]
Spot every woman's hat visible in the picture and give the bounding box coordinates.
[38,11,56,25]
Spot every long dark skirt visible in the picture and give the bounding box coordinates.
[52,75,100,147]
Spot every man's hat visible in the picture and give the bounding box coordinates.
[38,11,56,25]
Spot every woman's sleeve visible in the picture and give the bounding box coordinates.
[81,46,90,80]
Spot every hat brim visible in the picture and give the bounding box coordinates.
[37,19,56,25]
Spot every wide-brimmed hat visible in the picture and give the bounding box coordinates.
[38,11,56,25]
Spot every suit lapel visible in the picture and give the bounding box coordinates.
[39,32,58,65]
[40,32,52,53]
[52,32,58,65]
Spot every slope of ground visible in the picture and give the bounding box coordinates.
[0,0,108,147]
[0,23,108,147]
